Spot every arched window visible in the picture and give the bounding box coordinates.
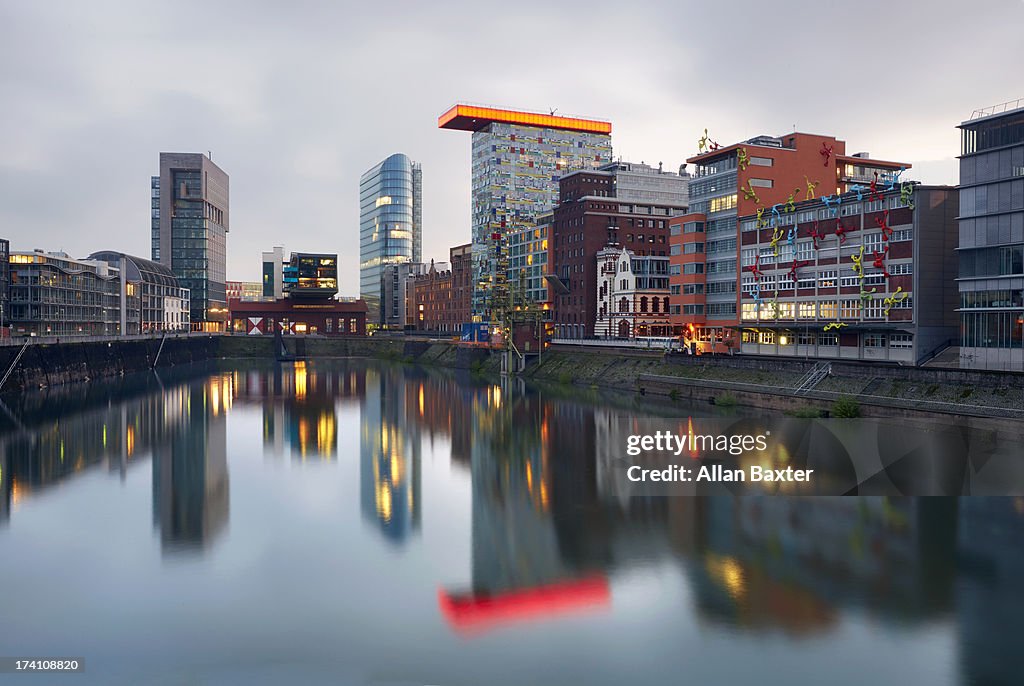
[652,297,660,313]
[640,297,648,313]
[619,297,629,313]
[663,297,670,313]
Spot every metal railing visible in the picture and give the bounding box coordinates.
[0,331,209,346]
[970,98,1024,119]
[794,362,832,394]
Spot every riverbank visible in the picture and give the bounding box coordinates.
[0,335,219,394]
[521,348,1024,420]
[4,334,1020,420]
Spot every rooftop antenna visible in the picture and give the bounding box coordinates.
[549,107,558,116]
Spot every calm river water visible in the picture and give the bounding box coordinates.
[0,360,1021,685]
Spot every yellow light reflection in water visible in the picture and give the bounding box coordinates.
[418,385,424,417]
[294,361,307,400]
[317,412,335,455]
[126,426,135,458]
[705,553,746,600]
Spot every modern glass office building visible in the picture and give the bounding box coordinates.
[152,152,230,331]
[359,153,421,325]
[957,101,1024,370]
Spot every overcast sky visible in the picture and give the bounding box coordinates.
[2,0,1022,295]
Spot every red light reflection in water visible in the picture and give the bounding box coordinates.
[438,575,611,636]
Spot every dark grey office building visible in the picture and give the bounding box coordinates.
[957,101,1024,370]
[152,152,230,331]
[359,153,421,325]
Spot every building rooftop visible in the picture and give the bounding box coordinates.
[438,103,611,134]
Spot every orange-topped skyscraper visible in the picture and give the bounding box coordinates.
[439,103,612,320]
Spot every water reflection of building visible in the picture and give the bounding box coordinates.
[232,363,361,460]
[956,498,1024,686]
[152,377,230,553]
[360,367,421,543]
[0,383,171,523]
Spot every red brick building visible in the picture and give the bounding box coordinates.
[410,244,472,334]
[670,132,909,353]
[549,163,688,338]
[229,298,367,336]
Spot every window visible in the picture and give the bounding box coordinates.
[684,221,705,233]
[889,333,913,348]
[818,270,838,288]
[798,302,816,319]
[841,300,861,318]
[798,211,815,223]
[683,304,704,315]
[818,333,838,346]
[864,200,883,212]
[890,262,912,275]
[864,299,884,318]
[741,303,758,321]
[670,243,681,256]
[797,332,815,345]
[749,178,773,188]
[758,331,775,344]
[892,228,912,242]
[797,274,815,290]
[758,247,776,264]
[840,203,862,216]
[709,194,738,213]
[741,248,756,266]
[864,334,886,347]
[750,156,773,166]
[819,301,838,319]
[796,240,813,261]
[863,232,884,252]
[740,219,757,232]
[683,263,705,274]
[683,283,705,295]
[670,224,681,236]
[669,264,681,276]
[684,242,705,254]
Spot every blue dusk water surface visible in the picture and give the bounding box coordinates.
[0,360,1021,685]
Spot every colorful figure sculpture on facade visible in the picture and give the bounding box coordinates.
[900,182,915,210]
[872,247,890,278]
[883,287,909,315]
[822,193,842,216]
[756,206,768,229]
[738,147,750,171]
[834,220,850,244]
[851,246,864,277]
[741,180,760,203]
[809,221,826,250]
[805,176,819,199]
[785,189,800,213]
[823,321,847,331]
[820,141,833,167]
[875,210,893,241]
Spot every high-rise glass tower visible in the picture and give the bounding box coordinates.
[438,104,612,320]
[957,102,1024,370]
[359,153,421,325]
[152,152,229,331]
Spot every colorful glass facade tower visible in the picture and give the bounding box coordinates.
[439,104,612,320]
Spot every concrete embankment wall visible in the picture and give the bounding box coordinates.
[524,348,1023,420]
[0,336,219,394]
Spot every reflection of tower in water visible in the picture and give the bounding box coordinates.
[259,362,341,459]
[359,367,421,543]
[152,377,230,554]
